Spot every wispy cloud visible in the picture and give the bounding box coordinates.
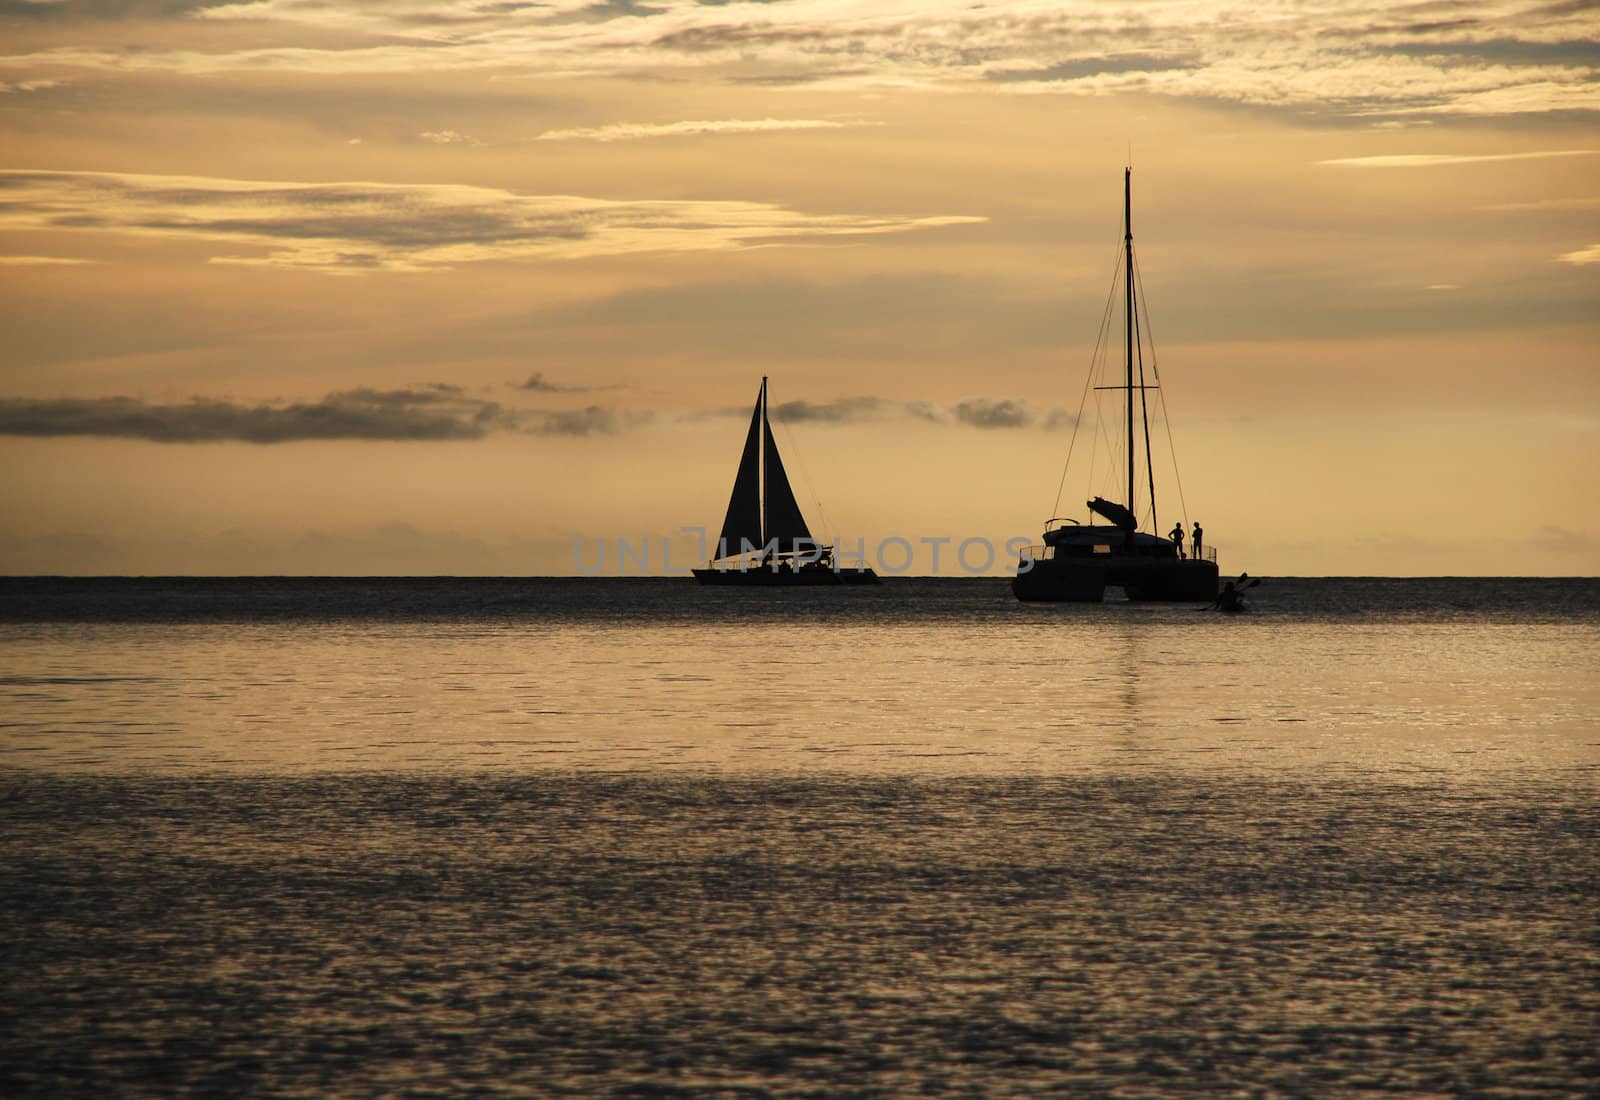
[516,372,593,394]
[533,117,857,142]
[0,169,982,274]
[950,397,1032,429]
[769,396,885,425]
[984,52,1202,84]
[0,254,96,265]
[2,1,1593,119]
[1557,243,1600,265]
[1481,196,1600,212]
[1320,150,1599,167]
[704,394,1055,429]
[419,129,482,146]
[1042,408,1076,432]
[526,405,651,436]
[907,397,1066,430]
[1531,524,1599,554]
[0,386,505,443]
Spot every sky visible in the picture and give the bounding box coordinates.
[1,0,1597,576]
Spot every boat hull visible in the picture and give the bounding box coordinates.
[1117,558,1219,601]
[1013,557,1217,603]
[692,565,880,586]
[1011,561,1107,602]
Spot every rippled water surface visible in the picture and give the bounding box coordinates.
[2,577,1597,1096]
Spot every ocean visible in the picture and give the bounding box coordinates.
[2,577,1597,1097]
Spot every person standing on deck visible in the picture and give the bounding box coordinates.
[1169,522,1185,559]
[1191,521,1204,561]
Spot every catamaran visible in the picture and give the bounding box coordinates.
[1013,169,1222,603]
[692,377,879,586]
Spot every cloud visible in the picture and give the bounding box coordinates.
[984,53,1202,83]
[3,1,1595,119]
[1482,197,1600,212]
[1530,524,1598,554]
[1375,35,1600,68]
[901,397,1038,429]
[1557,243,1600,265]
[419,129,482,146]
[0,169,982,274]
[0,1,223,21]
[517,371,590,393]
[951,397,1031,429]
[0,386,506,443]
[533,117,856,142]
[702,394,1049,429]
[0,382,664,442]
[1043,408,1077,431]
[768,396,885,424]
[0,254,96,265]
[0,79,62,93]
[1320,150,1599,167]
[526,405,649,436]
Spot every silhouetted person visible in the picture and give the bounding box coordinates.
[1191,521,1203,561]
[1214,580,1241,612]
[1169,522,1185,558]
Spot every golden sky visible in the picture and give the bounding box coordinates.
[2,0,1597,575]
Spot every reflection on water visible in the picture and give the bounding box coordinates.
[1,578,1596,1096]
[2,774,1596,1097]
[1,608,1596,777]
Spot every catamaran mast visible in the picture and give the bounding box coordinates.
[1124,167,1135,530]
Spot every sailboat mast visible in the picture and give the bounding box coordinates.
[1124,167,1135,526]
[759,375,768,547]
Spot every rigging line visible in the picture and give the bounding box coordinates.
[1089,331,1125,504]
[1084,261,1123,508]
[1097,395,1124,502]
[1132,242,1158,535]
[1089,248,1127,504]
[774,413,833,546]
[1053,240,1125,519]
[1132,249,1191,527]
[1088,388,1108,501]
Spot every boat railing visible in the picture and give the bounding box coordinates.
[1023,542,1217,564]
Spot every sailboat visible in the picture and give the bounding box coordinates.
[1013,169,1222,603]
[692,377,879,585]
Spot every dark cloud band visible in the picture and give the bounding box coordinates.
[0,388,641,443]
[0,391,498,443]
[708,395,1066,430]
